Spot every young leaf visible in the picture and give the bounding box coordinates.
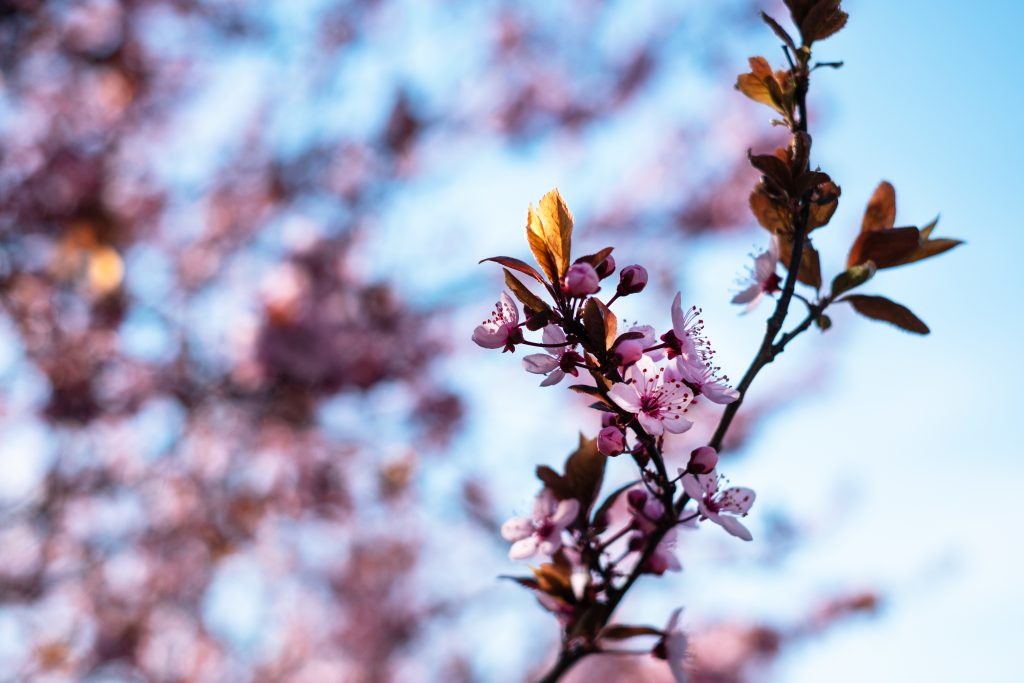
[779,237,822,289]
[799,0,848,45]
[830,261,876,297]
[807,181,841,230]
[480,256,546,284]
[537,189,574,280]
[526,205,561,285]
[536,465,573,500]
[861,181,897,232]
[761,11,797,51]
[599,624,664,641]
[583,297,616,353]
[750,185,792,233]
[847,226,920,268]
[842,294,930,334]
[503,269,549,313]
[563,434,606,525]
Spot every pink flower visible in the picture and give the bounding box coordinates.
[666,353,739,405]
[472,292,522,352]
[500,489,580,560]
[626,487,664,534]
[607,356,693,436]
[565,262,600,297]
[597,425,626,456]
[642,527,682,575]
[610,338,644,368]
[521,325,579,386]
[732,238,781,312]
[680,469,755,541]
[653,608,689,683]
[629,324,665,362]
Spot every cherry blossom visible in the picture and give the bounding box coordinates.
[500,489,580,560]
[472,292,522,352]
[521,325,580,386]
[617,264,648,295]
[642,527,682,575]
[667,353,739,405]
[731,238,781,312]
[597,425,626,456]
[608,355,693,436]
[680,469,756,541]
[663,292,709,359]
[653,608,690,683]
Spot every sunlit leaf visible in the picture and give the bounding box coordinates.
[760,11,797,51]
[847,227,920,268]
[526,205,561,285]
[749,185,791,232]
[861,181,896,232]
[537,188,574,279]
[830,261,876,297]
[563,434,606,525]
[481,255,546,283]
[503,269,549,313]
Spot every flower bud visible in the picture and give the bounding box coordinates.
[611,338,644,367]
[565,263,601,297]
[626,488,648,510]
[595,254,616,279]
[601,412,618,428]
[616,265,648,296]
[687,446,718,474]
[597,425,625,456]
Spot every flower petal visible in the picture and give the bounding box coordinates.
[670,292,685,336]
[718,486,756,514]
[539,369,565,387]
[551,498,580,528]
[701,381,739,405]
[715,514,753,541]
[509,535,540,560]
[500,516,533,542]
[522,354,559,374]
[662,413,693,434]
[472,324,504,349]
[541,324,567,346]
[731,283,760,305]
[608,382,642,413]
[637,410,664,436]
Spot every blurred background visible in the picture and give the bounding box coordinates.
[0,1,1020,681]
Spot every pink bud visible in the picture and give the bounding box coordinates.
[595,254,616,279]
[687,446,718,474]
[617,265,648,296]
[565,263,601,297]
[597,425,625,456]
[626,488,648,509]
[600,412,618,428]
[611,339,644,367]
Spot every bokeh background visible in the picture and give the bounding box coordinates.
[0,1,1020,681]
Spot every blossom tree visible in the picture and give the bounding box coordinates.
[474,2,962,680]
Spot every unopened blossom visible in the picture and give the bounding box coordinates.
[667,353,739,405]
[521,325,580,386]
[608,355,693,436]
[680,469,755,541]
[653,608,689,683]
[629,324,666,362]
[685,446,718,475]
[626,486,665,534]
[595,254,616,279]
[732,238,781,312]
[565,262,600,297]
[597,425,625,456]
[617,264,648,295]
[501,489,580,560]
[472,292,522,352]
[610,338,644,367]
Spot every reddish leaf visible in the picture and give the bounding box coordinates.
[842,294,929,335]
[749,185,791,232]
[861,181,896,232]
[503,269,549,313]
[583,297,616,353]
[760,11,797,51]
[536,465,573,500]
[480,256,546,284]
[847,227,920,269]
[563,434,606,525]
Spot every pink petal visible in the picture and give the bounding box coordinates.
[637,410,664,436]
[472,324,504,349]
[681,474,704,501]
[701,381,739,405]
[523,354,559,374]
[662,412,693,434]
[670,292,685,336]
[539,369,565,387]
[499,291,519,325]
[500,517,534,542]
[731,283,760,305]
[551,498,580,528]
[715,514,753,541]
[608,382,642,413]
[719,486,756,514]
[538,535,564,556]
[541,324,567,347]
[509,535,540,560]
